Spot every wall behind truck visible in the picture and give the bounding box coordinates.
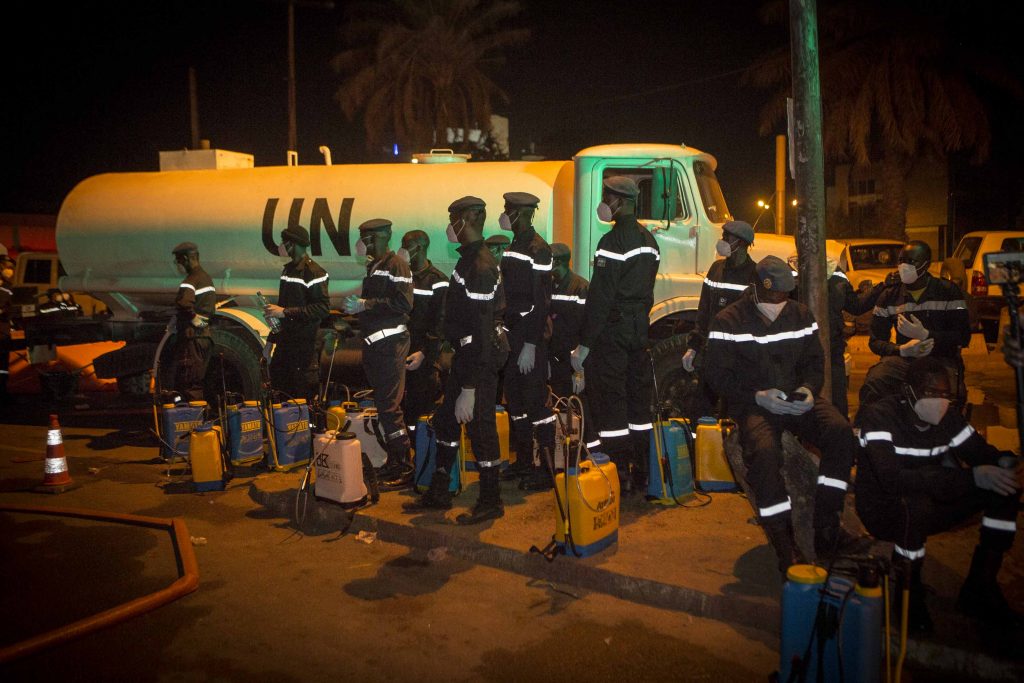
[56,160,575,314]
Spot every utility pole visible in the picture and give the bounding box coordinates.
[188,66,200,149]
[789,0,831,398]
[775,134,786,235]
[280,0,335,156]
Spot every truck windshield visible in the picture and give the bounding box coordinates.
[693,161,732,223]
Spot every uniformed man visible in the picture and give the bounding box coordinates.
[344,219,415,488]
[171,242,216,402]
[571,176,660,493]
[0,245,13,402]
[404,196,509,524]
[400,229,448,438]
[682,220,757,417]
[856,357,1022,631]
[263,225,330,401]
[860,241,970,406]
[499,191,556,491]
[704,256,861,573]
[485,234,510,261]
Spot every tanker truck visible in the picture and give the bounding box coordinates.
[38,142,830,410]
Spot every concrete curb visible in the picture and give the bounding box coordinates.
[249,482,1024,682]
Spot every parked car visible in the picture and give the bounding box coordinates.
[939,230,1024,341]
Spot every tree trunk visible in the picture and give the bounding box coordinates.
[877,154,910,240]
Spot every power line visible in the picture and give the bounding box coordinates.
[588,65,752,106]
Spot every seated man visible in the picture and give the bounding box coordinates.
[856,357,1022,631]
[704,256,862,573]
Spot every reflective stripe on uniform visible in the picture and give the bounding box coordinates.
[982,517,1017,532]
[759,498,792,518]
[413,289,434,296]
[551,294,586,304]
[364,325,408,345]
[873,299,967,317]
[599,428,630,438]
[452,271,497,300]
[895,545,925,560]
[371,270,413,284]
[586,439,602,449]
[533,414,557,426]
[708,322,818,345]
[502,250,552,271]
[281,274,329,288]
[438,439,460,448]
[628,423,653,431]
[386,428,407,441]
[817,475,849,491]
[703,278,747,292]
[858,425,976,457]
[433,281,449,289]
[594,246,660,262]
[476,458,503,468]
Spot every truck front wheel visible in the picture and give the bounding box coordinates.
[649,334,704,420]
[157,327,263,400]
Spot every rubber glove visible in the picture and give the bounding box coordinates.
[682,348,696,373]
[518,342,536,374]
[264,303,286,319]
[973,465,1019,496]
[572,371,585,395]
[897,313,929,341]
[405,351,425,371]
[899,337,934,358]
[755,388,802,416]
[343,295,366,314]
[790,386,815,415]
[455,388,476,424]
[570,345,589,373]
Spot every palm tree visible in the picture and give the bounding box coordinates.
[748,0,1023,239]
[332,0,529,155]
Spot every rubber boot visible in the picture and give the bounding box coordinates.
[457,468,504,525]
[814,516,872,562]
[520,446,554,491]
[377,442,414,491]
[763,518,805,575]
[502,439,533,480]
[956,544,1024,628]
[892,554,933,634]
[401,469,452,512]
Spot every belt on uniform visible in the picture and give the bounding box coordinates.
[459,325,505,348]
[364,325,407,345]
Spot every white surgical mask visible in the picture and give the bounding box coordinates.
[355,239,367,257]
[446,219,464,244]
[278,243,289,259]
[715,239,732,257]
[596,202,614,223]
[913,397,950,425]
[498,212,516,231]
[396,248,410,264]
[898,263,919,285]
[756,301,787,322]
[1,267,13,281]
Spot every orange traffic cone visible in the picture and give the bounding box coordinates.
[37,414,76,493]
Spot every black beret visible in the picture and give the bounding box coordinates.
[603,176,639,199]
[722,220,755,245]
[503,192,540,208]
[281,225,310,247]
[448,196,486,213]
[171,241,199,255]
[485,234,510,246]
[756,255,796,293]
[358,218,393,233]
[550,242,571,260]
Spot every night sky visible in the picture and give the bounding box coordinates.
[6,0,1010,228]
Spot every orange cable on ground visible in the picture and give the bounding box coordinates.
[0,504,200,663]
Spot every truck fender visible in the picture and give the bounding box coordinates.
[214,307,270,343]
[649,296,699,325]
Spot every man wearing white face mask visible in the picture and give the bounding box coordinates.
[404,196,510,525]
[683,220,757,416]
[345,218,415,489]
[263,225,330,401]
[171,242,216,402]
[705,256,862,574]
[860,240,970,406]
[856,357,1023,631]
[497,191,556,491]
[572,176,660,494]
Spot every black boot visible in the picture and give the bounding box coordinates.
[457,469,504,525]
[956,544,1024,628]
[892,554,933,634]
[502,440,533,480]
[814,517,873,562]
[519,446,554,491]
[377,443,414,491]
[401,469,453,512]
[763,518,805,575]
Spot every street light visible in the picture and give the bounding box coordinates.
[753,197,775,230]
